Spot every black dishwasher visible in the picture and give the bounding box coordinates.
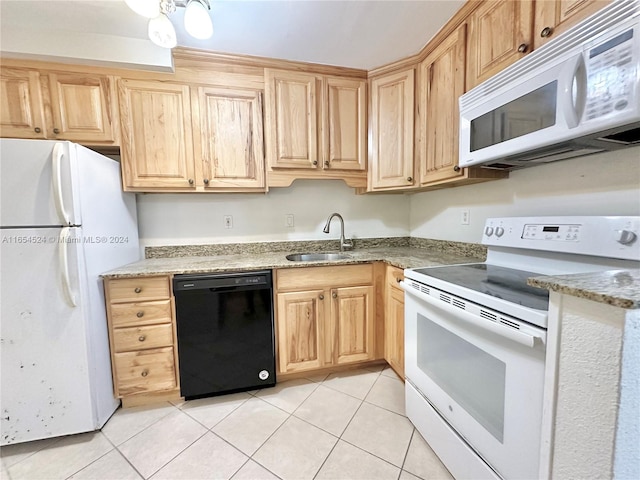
[173,270,275,399]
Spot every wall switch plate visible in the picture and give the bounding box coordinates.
[224,215,233,229]
[285,214,294,228]
[461,209,470,225]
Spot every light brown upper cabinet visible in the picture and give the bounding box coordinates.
[369,68,415,191]
[1,67,46,139]
[192,86,266,191]
[466,0,534,90]
[118,79,195,191]
[264,69,367,188]
[419,25,467,186]
[47,72,118,144]
[0,66,117,145]
[533,0,611,49]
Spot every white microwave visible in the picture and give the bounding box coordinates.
[459,0,640,170]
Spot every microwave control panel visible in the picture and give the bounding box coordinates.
[585,27,636,120]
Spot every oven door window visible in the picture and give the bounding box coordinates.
[418,313,506,443]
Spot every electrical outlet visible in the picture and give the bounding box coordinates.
[285,214,295,228]
[224,215,233,229]
[461,209,470,225]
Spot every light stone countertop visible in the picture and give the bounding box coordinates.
[528,269,640,309]
[101,246,483,278]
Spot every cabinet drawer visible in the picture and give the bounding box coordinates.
[387,266,404,291]
[107,276,171,303]
[114,347,176,396]
[110,300,172,328]
[276,264,373,291]
[112,324,174,353]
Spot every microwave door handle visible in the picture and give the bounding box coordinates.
[560,54,587,128]
[400,281,539,348]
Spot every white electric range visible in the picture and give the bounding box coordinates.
[401,216,640,480]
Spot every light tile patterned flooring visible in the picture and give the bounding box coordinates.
[1,366,453,480]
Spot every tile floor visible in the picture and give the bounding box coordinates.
[1,366,453,480]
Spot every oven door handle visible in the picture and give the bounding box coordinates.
[400,281,539,348]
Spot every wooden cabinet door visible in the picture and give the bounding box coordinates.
[118,79,195,190]
[330,285,375,365]
[385,281,405,379]
[534,0,609,49]
[0,67,46,139]
[419,25,467,185]
[194,86,265,190]
[47,73,117,144]
[265,69,320,170]
[370,69,415,190]
[276,290,326,374]
[324,77,367,171]
[466,0,534,89]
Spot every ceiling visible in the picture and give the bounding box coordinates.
[0,0,465,70]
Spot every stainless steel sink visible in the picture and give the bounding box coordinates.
[286,253,351,262]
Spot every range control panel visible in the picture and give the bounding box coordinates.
[521,223,582,242]
[482,216,640,261]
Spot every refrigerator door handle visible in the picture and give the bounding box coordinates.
[59,227,77,307]
[52,143,71,226]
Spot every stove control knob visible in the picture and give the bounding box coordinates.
[495,227,505,237]
[485,226,494,237]
[615,229,637,245]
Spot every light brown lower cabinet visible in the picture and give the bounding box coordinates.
[275,264,377,375]
[104,275,180,404]
[385,266,405,379]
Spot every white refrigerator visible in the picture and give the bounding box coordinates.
[0,139,140,445]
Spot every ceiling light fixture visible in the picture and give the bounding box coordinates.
[125,0,213,49]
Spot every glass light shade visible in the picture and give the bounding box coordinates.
[124,0,160,19]
[148,14,177,49]
[184,0,213,40]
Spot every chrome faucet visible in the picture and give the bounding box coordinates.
[323,213,353,251]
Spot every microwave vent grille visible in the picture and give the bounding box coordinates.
[460,0,640,109]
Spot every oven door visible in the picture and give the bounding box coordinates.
[402,280,547,480]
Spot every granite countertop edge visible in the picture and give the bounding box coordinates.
[101,247,484,279]
[528,269,640,310]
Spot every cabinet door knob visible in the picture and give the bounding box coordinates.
[138,335,146,342]
[312,160,318,166]
[134,287,142,293]
[188,179,194,185]
[203,178,209,185]
[34,127,42,133]
[332,292,337,299]
[517,43,529,53]
[319,294,324,300]
[396,277,402,283]
[53,128,60,134]
[453,165,461,172]
[540,26,553,38]
[141,370,149,377]
[407,176,413,182]
[324,161,330,168]
[136,311,144,318]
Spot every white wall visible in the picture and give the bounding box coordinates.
[137,180,410,248]
[410,148,640,242]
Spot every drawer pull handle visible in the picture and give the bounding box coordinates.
[141,370,149,377]
[136,311,144,318]
[134,287,142,293]
[138,335,146,342]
